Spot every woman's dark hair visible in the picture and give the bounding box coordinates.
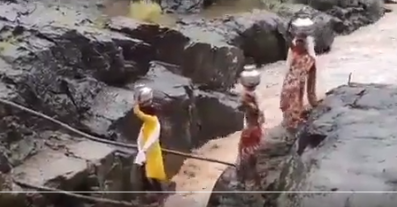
[139,104,157,116]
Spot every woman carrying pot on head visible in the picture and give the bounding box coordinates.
[237,65,264,187]
[133,85,167,202]
[240,65,265,128]
[280,14,319,139]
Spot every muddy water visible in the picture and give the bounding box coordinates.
[102,0,264,26]
[164,6,397,207]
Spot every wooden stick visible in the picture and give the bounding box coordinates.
[348,73,352,86]
[0,98,236,167]
[13,179,138,207]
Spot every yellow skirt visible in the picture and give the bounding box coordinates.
[144,142,167,181]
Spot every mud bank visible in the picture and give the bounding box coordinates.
[208,83,397,207]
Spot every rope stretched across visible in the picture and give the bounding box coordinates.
[0,98,236,167]
[14,179,138,207]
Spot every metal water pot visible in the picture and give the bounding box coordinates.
[290,16,314,38]
[240,65,261,88]
[133,84,153,105]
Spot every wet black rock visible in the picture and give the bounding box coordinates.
[0,64,44,173]
[0,2,154,127]
[32,25,153,85]
[272,83,397,207]
[82,61,199,145]
[83,62,242,151]
[269,3,335,54]
[177,10,288,66]
[107,17,244,91]
[0,0,245,178]
[0,0,154,175]
[83,61,244,176]
[209,83,397,207]
[128,62,243,150]
[0,1,246,205]
[286,0,385,34]
[108,9,335,78]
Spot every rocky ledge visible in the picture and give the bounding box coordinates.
[158,0,385,34]
[273,83,397,207]
[208,83,397,207]
[160,0,385,64]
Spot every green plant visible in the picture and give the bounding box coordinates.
[128,1,162,24]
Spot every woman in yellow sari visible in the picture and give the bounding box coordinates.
[133,103,167,193]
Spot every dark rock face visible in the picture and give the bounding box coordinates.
[82,61,244,177]
[287,0,385,34]
[272,83,397,207]
[108,17,245,91]
[0,0,244,194]
[0,5,153,128]
[83,61,243,148]
[208,84,397,207]
[107,8,338,74]
[178,11,288,65]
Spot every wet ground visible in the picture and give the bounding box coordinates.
[163,4,397,207]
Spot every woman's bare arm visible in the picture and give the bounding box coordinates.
[286,48,293,68]
[307,63,318,107]
[133,104,156,122]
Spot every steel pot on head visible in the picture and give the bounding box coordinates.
[134,84,153,105]
[240,65,261,89]
[290,16,315,39]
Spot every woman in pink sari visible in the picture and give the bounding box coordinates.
[280,16,319,137]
